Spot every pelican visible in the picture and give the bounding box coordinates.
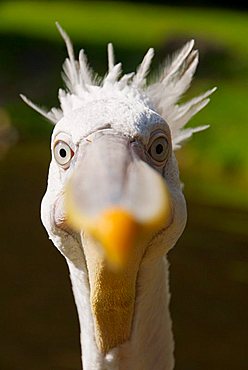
[21,23,215,370]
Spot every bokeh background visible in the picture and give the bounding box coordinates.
[0,1,247,369]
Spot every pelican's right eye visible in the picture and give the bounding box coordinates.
[54,141,74,168]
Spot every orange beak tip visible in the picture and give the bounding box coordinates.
[93,207,140,269]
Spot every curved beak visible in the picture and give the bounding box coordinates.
[65,131,171,269]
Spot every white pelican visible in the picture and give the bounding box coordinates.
[22,23,215,370]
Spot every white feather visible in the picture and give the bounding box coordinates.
[20,94,58,124]
[162,39,194,82]
[176,87,217,120]
[79,49,93,86]
[22,24,215,148]
[133,48,154,87]
[147,48,199,117]
[56,22,78,91]
[108,43,115,72]
[173,125,209,149]
[104,63,122,85]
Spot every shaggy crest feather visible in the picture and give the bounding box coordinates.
[133,48,154,87]
[104,63,122,86]
[107,43,115,72]
[21,23,216,149]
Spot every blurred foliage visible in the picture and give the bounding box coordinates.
[0,1,247,209]
[0,2,248,51]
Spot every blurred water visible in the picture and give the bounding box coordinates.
[0,142,247,370]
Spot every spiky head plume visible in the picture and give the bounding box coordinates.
[21,23,216,150]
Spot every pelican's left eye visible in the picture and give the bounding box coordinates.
[148,136,169,164]
[54,141,74,168]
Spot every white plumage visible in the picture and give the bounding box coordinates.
[21,22,215,149]
[22,24,215,370]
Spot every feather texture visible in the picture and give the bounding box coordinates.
[104,63,122,86]
[107,43,115,72]
[133,48,154,87]
[78,49,93,86]
[22,23,216,149]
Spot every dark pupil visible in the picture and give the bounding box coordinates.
[59,148,67,158]
[156,144,164,155]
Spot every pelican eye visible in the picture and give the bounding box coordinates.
[148,136,169,164]
[54,141,74,167]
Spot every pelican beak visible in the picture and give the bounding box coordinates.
[64,131,172,352]
[65,132,171,269]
